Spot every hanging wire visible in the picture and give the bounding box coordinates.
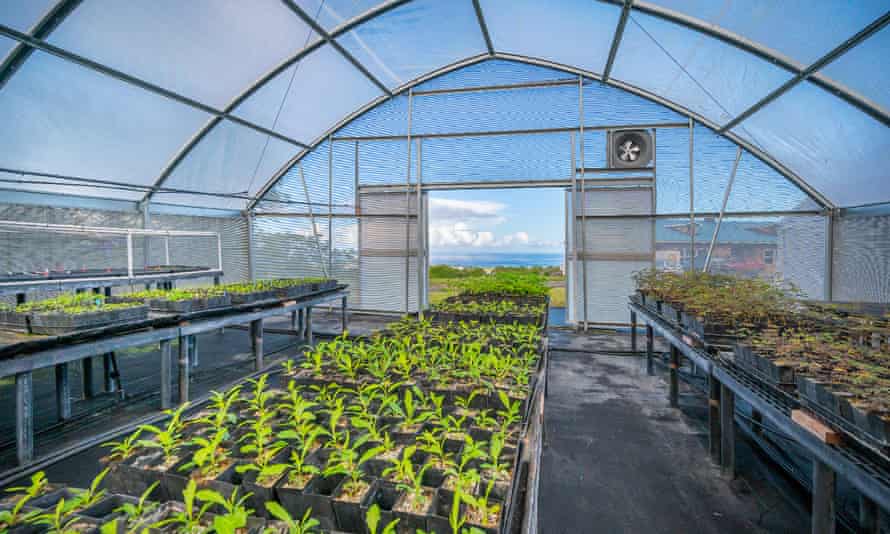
[245,1,328,197]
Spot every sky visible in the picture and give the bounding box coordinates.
[428,188,564,254]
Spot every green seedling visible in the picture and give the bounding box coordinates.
[264,502,320,534]
[0,471,48,528]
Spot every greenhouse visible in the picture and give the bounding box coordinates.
[0,0,889,532]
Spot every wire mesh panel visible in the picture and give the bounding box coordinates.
[148,213,246,284]
[833,214,890,303]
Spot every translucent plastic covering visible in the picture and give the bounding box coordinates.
[0,0,887,212]
[293,0,386,31]
[234,44,383,144]
[480,0,620,74]
[614,12,791,125]
[159,121,298,210]
[820,24,890,113]
[649,0,888,65]
[48,0,318,108]
[0,0,55,32]
[336,0,487,88]
[732,81,890,207]
[0,51,209,199]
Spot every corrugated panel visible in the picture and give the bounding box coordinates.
[833,215,890,303]
[149,213,248,285]
[253,216,330,280]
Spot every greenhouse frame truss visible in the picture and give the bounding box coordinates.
[1,0,889,320]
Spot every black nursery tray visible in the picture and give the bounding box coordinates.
[28,305,150,335]
[732,344,799,391]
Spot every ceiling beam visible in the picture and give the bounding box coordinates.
[0,0,82,90]
[280,0,393,96]
[143,0,413,204]
[472,0,495,56]
[719,10,890,133]
[599,0,890,128]
[250,53,835,211]
[602,0,632,82]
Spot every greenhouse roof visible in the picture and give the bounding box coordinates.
[1,0,888,211]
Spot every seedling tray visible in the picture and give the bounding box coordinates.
[732,344,798,391]
[796,375,890,452]
[28,305,149,335]
[0,309,30,332]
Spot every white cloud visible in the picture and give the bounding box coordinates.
[429,198,506,223]
[430,223,559,250]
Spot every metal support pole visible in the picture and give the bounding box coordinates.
[578,75,588,330]
[142,201,151,270]
[250,318,264,371]
[305,307,313,345]
[178,336,190,403]
[298,309,305,339]
[416,137,424,315]
[126,232,134,278]
[81,357,94,399]
[291,311,298,333]
[825,210,835,301]
[189,335,198,368]
[55,363,71,421]
[630,311,637,352]
[160,339,172,410]
[341,296,348,333]
[720,384,735,477]
[246,213,255,282]
[16,372,33,465]
[328,134,333,277]
[645,324,654,375]
[405,88,413,315]
[812,460,836,534]
[688,118,695,271]
[709,375,721,462]
[102,352,116,393]
[859,494,879,533]
[298,163,329,279]
[669,345,679,407]
[164,236,170,265]
[704,147,742,271]
[569,131,577,327]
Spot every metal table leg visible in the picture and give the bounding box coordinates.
[160,339,173,410]
[630,310,637,353]
[341,296,348,334]
[720,384,735,478]
[645,324,654,375]
[812,460,836,534]
[709,374,721,463]
[55,363,71,421]
[306,307,313,345]
[82,357,94,399]
[178,336,190,403]
[251,318,264,371]
[669,346,679,407]
[16,372,33,465]
[859,494,879,533]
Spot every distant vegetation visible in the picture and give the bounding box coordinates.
[428,264,566,306]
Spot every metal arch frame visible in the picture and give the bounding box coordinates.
[472,0,495,56]
[602,0,633,82]
[0,0,82,90]
[141,0,411,204]
[720,10,890,133]
[0,24,310,150]
[604,0,890,128]
[279,0,393,96]
[250,52,835,211]
[0,0,879,212]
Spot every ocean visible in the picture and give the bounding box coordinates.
[430,252,563,267]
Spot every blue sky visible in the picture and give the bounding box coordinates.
[428,188,564,254]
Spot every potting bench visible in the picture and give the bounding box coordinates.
[1,285,350,467]
[629,299,890,534]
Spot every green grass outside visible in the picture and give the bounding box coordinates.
[428,264,566,307]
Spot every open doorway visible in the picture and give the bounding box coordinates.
[426,188,567,325]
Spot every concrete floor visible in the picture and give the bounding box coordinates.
[539,332,808,533]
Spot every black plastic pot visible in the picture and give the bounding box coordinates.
[0,310,29,332]
[79,493,138,522]
[273,470,316,524]
[427,488,463,534]
[331,477,374,532]
[302,474,345,531]
[391,488,434,534]
[360,479,401,534]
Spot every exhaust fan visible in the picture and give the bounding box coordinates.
[608,129,653,169]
